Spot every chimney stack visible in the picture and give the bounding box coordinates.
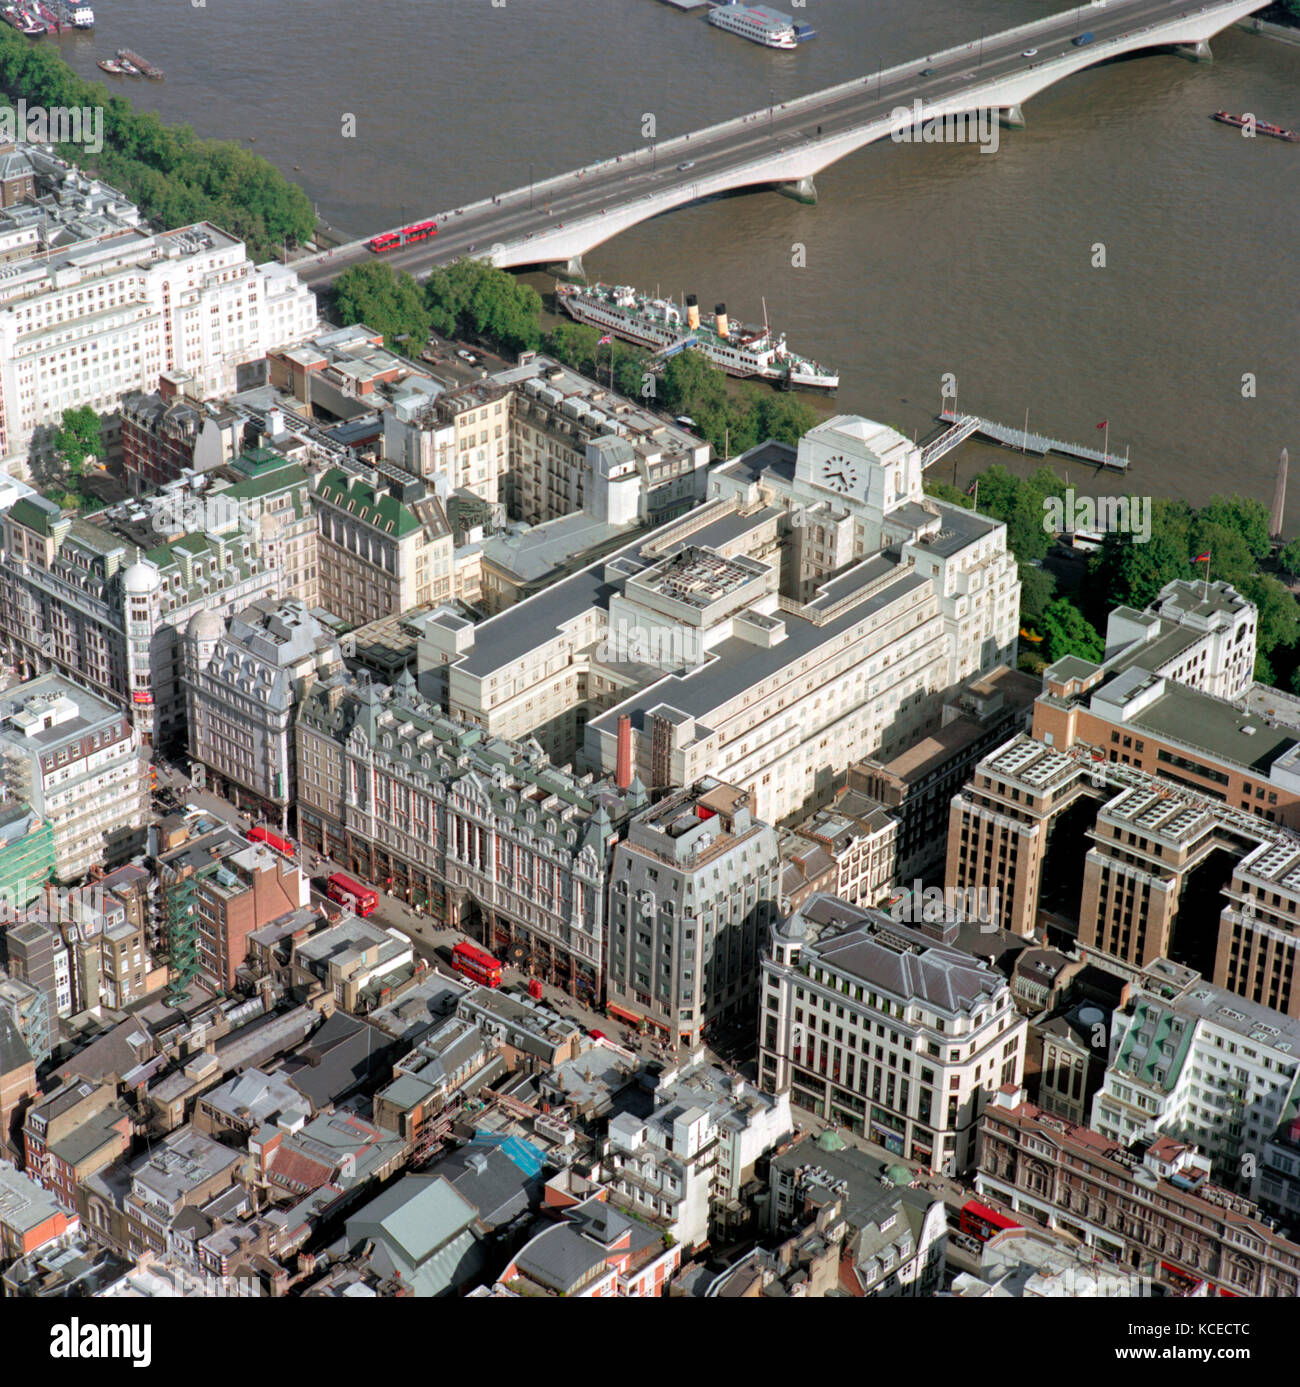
[615,714,632,791]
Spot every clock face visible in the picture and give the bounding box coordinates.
[818,453,859,494]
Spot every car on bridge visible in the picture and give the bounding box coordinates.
[1022,48,1038,56]
[920,67,936,76]
[677,160,695,171]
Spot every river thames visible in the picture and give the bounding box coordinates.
[49,0,1300,522]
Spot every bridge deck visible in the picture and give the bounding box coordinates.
[928,409,1129,472]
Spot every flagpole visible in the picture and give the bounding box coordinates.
[1103,420,1109,465]
[1204,549,1210,602]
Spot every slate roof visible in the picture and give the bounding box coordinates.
[274,1011,395,1109]
[0,1009,32,1075]
[785,895,1003,1015]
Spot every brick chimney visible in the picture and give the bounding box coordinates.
[615,714,632,791]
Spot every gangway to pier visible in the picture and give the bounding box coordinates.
[920,413,980,468]
[927,408,1129,472]
[655,336,699,359]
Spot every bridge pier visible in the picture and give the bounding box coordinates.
[776,175,818,205]
[998,104,1026,130]
[546,255,586,282]
[1173,38,1213,62]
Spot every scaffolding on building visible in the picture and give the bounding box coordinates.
[163,874,201,1005]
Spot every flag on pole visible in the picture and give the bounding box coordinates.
[1195,551,1211,564]
[1096,420,1108,430]
[597,334,613,345]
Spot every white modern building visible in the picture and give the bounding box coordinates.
[419,414,1018,826]
[0,152,316,468]
[1091,956,1300,1206]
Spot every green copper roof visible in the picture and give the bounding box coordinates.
[1116,999,1195,1093]
[317,467,421,539]
[815,1129,846,1152]
[7,496,58,536]
[224,464,309,502]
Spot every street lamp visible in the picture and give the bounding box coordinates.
[529,162,534,210]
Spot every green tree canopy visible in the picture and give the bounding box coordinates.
[1198,495,1271,559]
[1039,599,1105,665]
[425,259,542,354]
[333,262,431,352]
[923,479,974,510]
[1278,538,1300,577]
[971,465,1065,566]
[53,406,101,478]
[1240,573,1300,656]
[1019,564,1056,629]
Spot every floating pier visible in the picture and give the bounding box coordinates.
[117,47,163,78]
[923,408,1129,472]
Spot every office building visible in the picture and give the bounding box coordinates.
[1091,956,1300,1203]
[0,1160,78,1262]
[0,149,315,468]
[767,1131,948,1297]
[602,1053,792,1250]
[759,894,1028,1172]
[977,1087,1300,1296]
[783,792,899,910]
[0,488,283,749]
[158,824,308,998]
[848,665,1037,883]
[184,597,343,829]
[295,674,645,1001]
[947,733,1300,1019]
[0,802,55,913]
[605,778,780,1047]
[119,373,246,494]
[0,674,147,881]
[312,467,460,627]
[420,414,1017,826]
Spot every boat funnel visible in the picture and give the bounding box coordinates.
[714,303,729,339]
[685,294,700,331]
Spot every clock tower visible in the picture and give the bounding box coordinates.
[794,415,923,519]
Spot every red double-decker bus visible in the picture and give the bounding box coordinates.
[368,220,437,254]
[451,941,502,988]
[326,872,378,917]
[958,1199,1021,1242]
[248,826,295,858]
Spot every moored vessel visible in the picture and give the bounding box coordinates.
[556,281,838,391]
[706,2,799,49]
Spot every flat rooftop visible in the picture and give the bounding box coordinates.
[590,562,929,733]
[1126,681,1298,777]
